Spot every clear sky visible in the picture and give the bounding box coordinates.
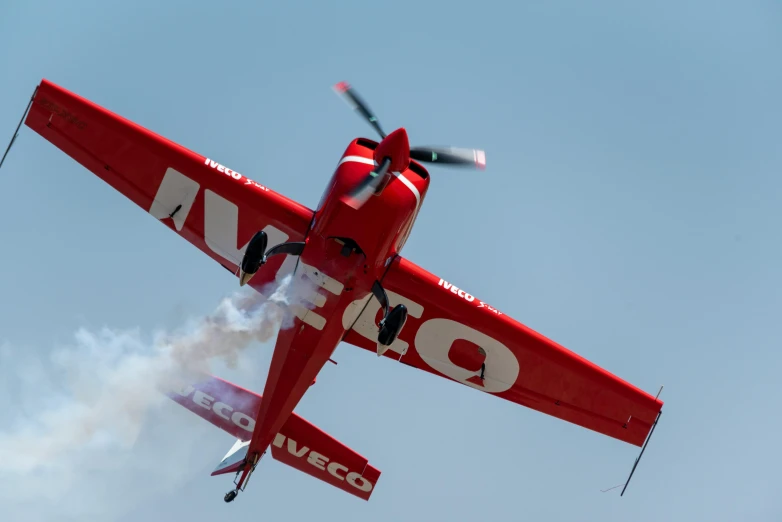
[1,1,780,521]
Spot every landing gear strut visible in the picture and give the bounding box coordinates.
[372,281,408,347]
[222,450,264,503]
[239,230,305,286]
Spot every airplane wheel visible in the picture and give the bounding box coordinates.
[378,304,408,346]
[224,490,238,503]
[241,230,268,274]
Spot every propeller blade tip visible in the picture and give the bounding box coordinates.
[333,81,350,93]
[475,150,487,169]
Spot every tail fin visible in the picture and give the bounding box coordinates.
[168,375,381,501]
[213,439,251,476]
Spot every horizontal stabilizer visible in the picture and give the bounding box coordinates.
[168,375,381,500]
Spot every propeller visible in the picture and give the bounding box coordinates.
[333,81,486,208]
[333,81,386,139]
[410,146,486,168]
[342,157,392,210]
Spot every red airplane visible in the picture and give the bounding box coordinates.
[11,79,663,503]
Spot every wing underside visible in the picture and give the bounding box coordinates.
[342,256,663,447]
[23,79,314,292]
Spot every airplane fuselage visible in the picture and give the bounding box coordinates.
[238,133,431,483]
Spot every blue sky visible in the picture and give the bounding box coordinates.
[1,1,780,520]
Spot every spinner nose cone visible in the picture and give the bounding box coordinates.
[374,127,410,173]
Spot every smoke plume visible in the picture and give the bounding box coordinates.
[0,274,306,521]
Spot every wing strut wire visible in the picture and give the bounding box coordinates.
[619,410,661,496]
[619,385,664,496]
[0,85,38,172]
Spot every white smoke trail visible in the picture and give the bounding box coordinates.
[0,273,308,520]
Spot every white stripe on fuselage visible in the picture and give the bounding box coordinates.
[338,155,375,168]
[338,155,423,252]
[337,156,421,211]
[391,171,420,211]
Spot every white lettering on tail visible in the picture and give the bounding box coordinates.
[181,387,377,495]
[286,439,309,458]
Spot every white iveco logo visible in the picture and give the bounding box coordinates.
[149,167,344,331]
[176,385,373,493]
[154,167,521,396]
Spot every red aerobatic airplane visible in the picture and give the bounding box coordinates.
[10,79,663,503]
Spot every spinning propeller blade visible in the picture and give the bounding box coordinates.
[333,81,386,139]
[341,157,392,210]
[410,146,486,169]
[333,81,487,207]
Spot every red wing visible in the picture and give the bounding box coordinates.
[342,256,663,447]
[24,79,313,292]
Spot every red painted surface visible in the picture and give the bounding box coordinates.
[24,78,663,501]
[169,375,380,500]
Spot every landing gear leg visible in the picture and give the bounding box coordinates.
[372,281,408,347]
[238,230,305,286]
[223,450,264,503]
